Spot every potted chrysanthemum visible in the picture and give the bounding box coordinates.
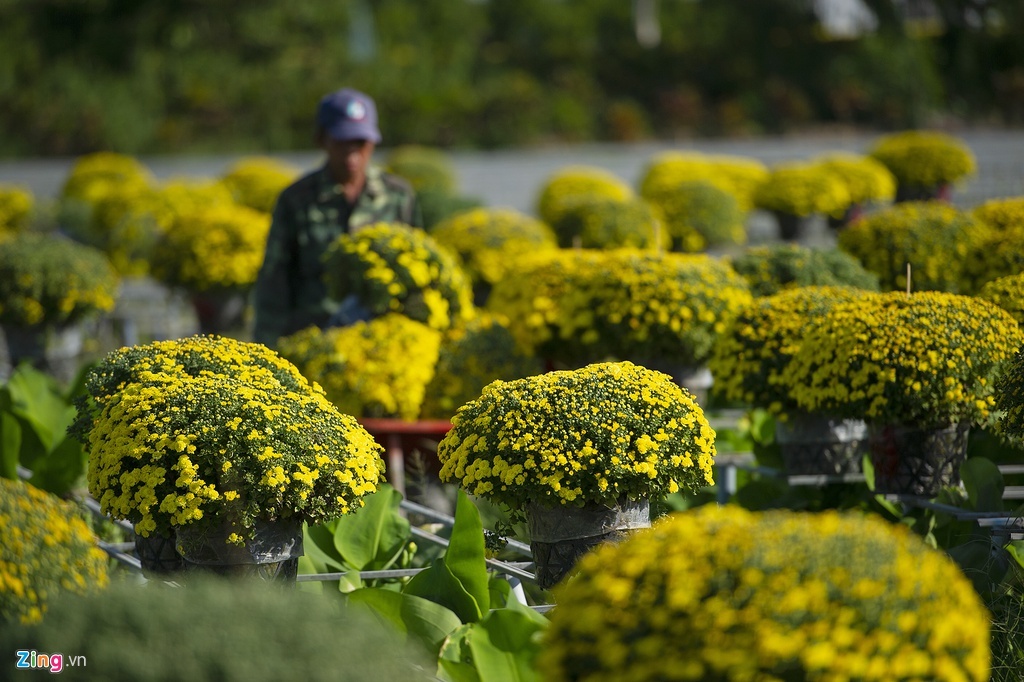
[838,201,990,294]
[978,273,1024,326]
[548,196,665,251]
[708,286,874,475]
[728,243,880,297]
[539,505,990,682]
[640,180,745,253]
[638,151,768,212]
[752,162,851,240]
[535,166,634,227]
[965,197,1024,292]
[0,232,119,378]
[322,222,474,332]
[812,152,897,228]
[219,156,299,214]
[70,334,386,580]
[868,130,976,203]
[437,361,716,588]
[486,248,753,404]
[0,184,33,236]
[429,207,557,304]
[782,291,1024,495]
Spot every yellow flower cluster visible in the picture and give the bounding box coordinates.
[149,203,271,293]
[550,197,665,250]
[59,151,153,205]
[729,244,880,297]
[639,151,769,212]
[278,313,442,421]
[966,196,1024,290]
[641,180,745,252]
[977,273,1024,325]
[709,286,872,416]
[72,335,385,539]
[430,207,557,285]
[323,222,474,332]
[814,152,897,205]
[783,291,1024,428]
[437,361,716,511]
[753,162,851,218]
[219,156,299,213]
[487,249,752,368]
[0,232,118,328]
[868,130,977,188]
[997,344,1024,440]
[539,505,990,682]
[421,312,544,419]
[838,201,990,294]
[0,184,33,236]
[0,478,109,624]
[384,145,458,194]
[535,166,634,227]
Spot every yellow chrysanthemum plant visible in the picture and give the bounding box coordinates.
[538,505,991,682]
[996,343,1024,443]
[838,201,991,294]
[638,151,769,212]
[0,478,110,625]
[278,313,442,422]
[783,291,1024,430]
[965,196,1024,292]
[708,286,873,417]
[70,335,386,543]
[535,166,634,227]
[0,232,119,329]
[728,243,880,298]
[421,312,544,420]
[640,180,745,253]
[753,161,852,222]
[429,207,558,302]
[219,156,300,213]
[437,361,715,587]
[549,196,666,251]
[978,273,1024,326]
[812,152,896,226]
[868,130,977,202]
[322,222,475,332]
[487,249,753,373]
[0,184,34,237]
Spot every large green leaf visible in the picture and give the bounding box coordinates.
[467,609,546,682]
[348,587,463,655]
[960,457,1004,512]
[405,557,482,623]
[333,483,411,570]
[445,490,490,614]
[303,520,348,572]
[439,624,481,682]
[0,391,22,480]
[6,365,76,455]
[27,434,87,495]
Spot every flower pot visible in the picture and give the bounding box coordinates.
[175,515,303,583]
[1,324,47,379]
[867,423,969,496]
[894,183,951,203]
[0,323,84,384]
[190,290,248,336]
[826,203,865,230]
[775,413,868,476]
[771,210,809,241]
[134,531,185,577]
[527,498,650,590]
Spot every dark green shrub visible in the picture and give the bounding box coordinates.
[0,577,434,682]
[729,244,880,297]
[551,196,664,249]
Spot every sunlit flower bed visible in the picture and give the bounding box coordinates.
[71,335,385,540]
[0,478,109,624]
[487,249,752,368]
[539,505,990,682]
[0,232,119,328]
[783,291,1024,428]
[278,313,442,421]
[709,286,872,416]
[322,222,474,332]
[437,361,715,515]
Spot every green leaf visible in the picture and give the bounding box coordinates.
[348,587,463,655]
[333,483,411,570]
[445,490,490,614]
[405,557,482,623]
[296,556,325,594]
[861,452,875,491]
[468,609,546,682]
[303,520,348,572]
[960,457,1004,512]
[6,364,75,454]
[0,393,23,480]
[26,435,87,495]
[439,624,481,682]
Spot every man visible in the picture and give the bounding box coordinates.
[252,88,422,347]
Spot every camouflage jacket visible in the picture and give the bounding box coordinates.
[252,164,422,346]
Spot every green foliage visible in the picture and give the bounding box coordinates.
[385,145,458,195]
[550,196,664,250]
[729,243,880,297]
[0,577,435,681]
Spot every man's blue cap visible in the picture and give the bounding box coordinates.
[316,88,382,144]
